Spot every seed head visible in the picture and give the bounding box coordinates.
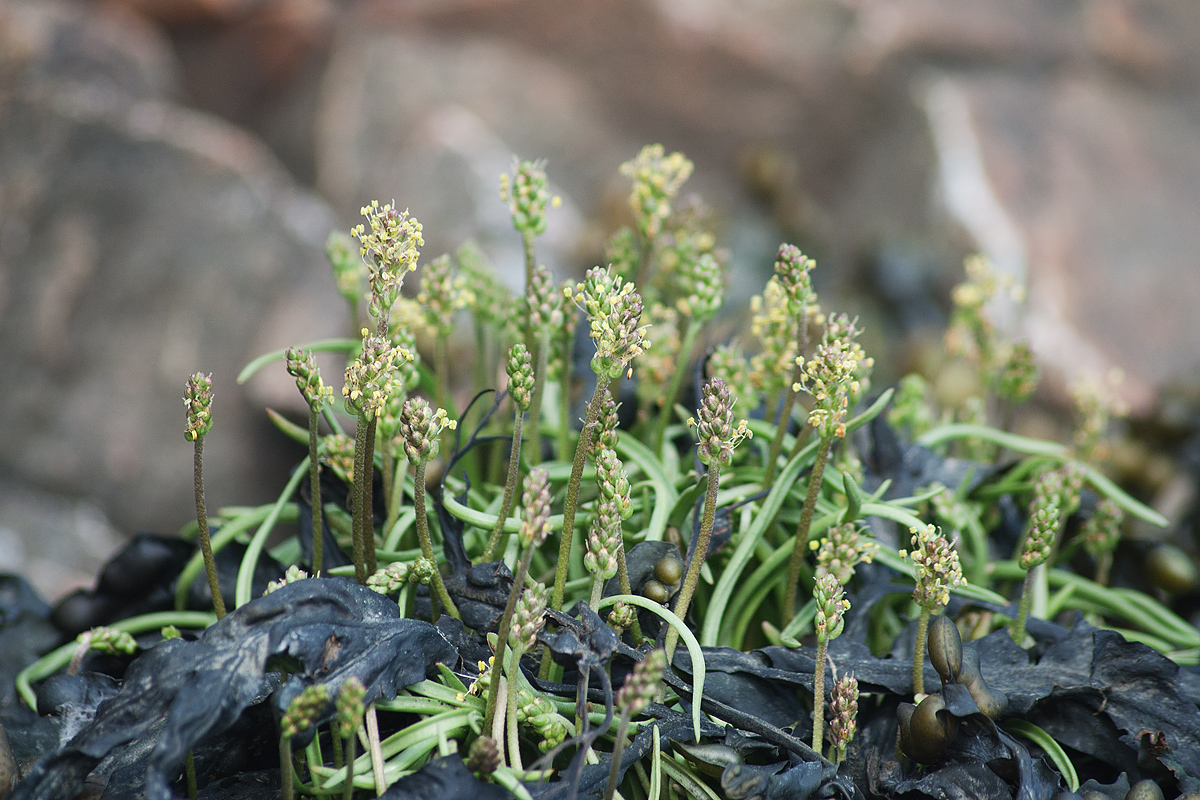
[519,467,552,548]
[335,677,367,740]
[687,377,752,469]
[458,241,513,328]
[512,583,549,651]
[281,684,330,739]
[398,396,457,462]
[594,446,632,520]
[585,498,623,582]
[78,626,137,657]
[184,372,214,442]
[901,525,965,612]
[367,561,411,594]
[1082,498,1123,560]
[828,673,859,761]
[620,144,693,241]
[567,265,650,381]
[635,304,681,410]
[814,573,850,643]
[794,315,873,440]
[617,649,666,717]
[343,333,412,419]
[525,263,562,337]
[813,523,877,585]
[500,158,557,237]
[285,348,333,411]
[773,244,820,322]
[506,343,536,412]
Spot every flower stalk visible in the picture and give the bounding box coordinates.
[185,372,225,619]
[902,524,965,695]
[812,574,848,758]
[286,348,333,574]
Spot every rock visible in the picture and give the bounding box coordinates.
[0,0,344,536]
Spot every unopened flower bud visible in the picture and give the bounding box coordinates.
[184,372,214,442]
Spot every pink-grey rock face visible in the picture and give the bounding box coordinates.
[0,0,344,535]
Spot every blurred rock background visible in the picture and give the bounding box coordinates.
[2,0,1199,599]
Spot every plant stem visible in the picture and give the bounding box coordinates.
[812,636,828,758]
[363,416,378,575]
[782,435,833,624]
[603,711,633,800]
[279,736,294,800]
[764,317,808,486]
[550,376,612,614]
[185,751,198,800]
[1095,552,1113,587]
[912,606,932,696]
[413,460,460,621]
[1012,569,1035,645]
[193,437,225,619]
[506,657,524,771]
[435,335,449,423]
[365,707,386,796]
[665,463,721,663]
[557,371,573,463]
[331,729,343,768]
[652,319,701,456]
[307,406,324,575]
[351,414,369,585]
[484,408,523,561]
[483,542,536,736]
[341,732,357,800]
[525,332,549,468]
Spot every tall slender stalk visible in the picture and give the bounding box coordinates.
[783,435,833,623]
[651,319,701,455]
[413,460,459,621]
[351,414,370,585]
[185,373,225,619]
[665,462,720,664]
[306,406,324,575]
[484,411,522,561]
[912,607,932,696]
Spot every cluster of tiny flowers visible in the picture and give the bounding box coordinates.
[585,498,623,582]
[748,278,796,397]
[506,344,536,412]
[343,333,412,419]
[78,626,137,656]
[945,254,1024,371]
[366,561,412,594]
[500,158,558,237]
[997,341,1039,403]
[594,447,633,520]
[619,144,694,241]
[607,601,636,633]
[281,684,331,739]
[656,225,713,291]
[567,265,650,381]
[1071,372,1129,462]
[285,348,333,410]
[828,674,859,757]
[265,564,310,595]
[605,227,641,280]
[812,523,877,585]
[707,343,760,417]
[901,525,966,611]
[590,388,621,458]
[416,254,469,337]
[687,377,752,469]
[321,433,356,483]
[887,374,936,437]
[335,677,367,740]
[465,736,501,776]
[524,263,561,337]
[1020,505,1059,570]
[327,231,365,307]
[617,649,667,717]
[1082,498,1124,560]
[398,397,457,462]
[795,316,873,440]
[512,583,549,651]
[184,372,214,442]
[410,558,438,586]
[377,327,422,443]
[519,467,553,548]
[773,244,822,324]
[352,201,423,281]
[515,690,569,753]
[1031,463,1084,523]
[634,304,681,410]
[674,251,724,323]
[466,657,496,698]
[457,242,513,328]
[814,573,850,642]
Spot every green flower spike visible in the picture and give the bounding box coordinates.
[483,344,536,561]
[1012,470,1066,645]
[353,202,423,335]
[590,388,621,459]
[707,343,759,423]
[465,735,501,776]
[585,499,623,606]
[184,372,224,619]
[399,396,460,621]
[761,244,822,486]
[901,524,965,695]
[604,649,668,800]
[500,158,557,239]
[286,347,333,575]
[997,341,1039,404]
[68,626,137,675]
[620,144,694,243]
[828,673,859,765]
[594,447,633,520]
[748,278,796,404]
[813,522,878,586]
[812,573,850,758]
[486,468,553,741]
[335,677,367,800]
[606,601,636,634]
[666,378,750,663]
[279,684,331,800]
[366,562,411,595]
[511,582,549,651]
[265,565,309,595]
[328,231,366,326]
[1082,497,1124,585]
